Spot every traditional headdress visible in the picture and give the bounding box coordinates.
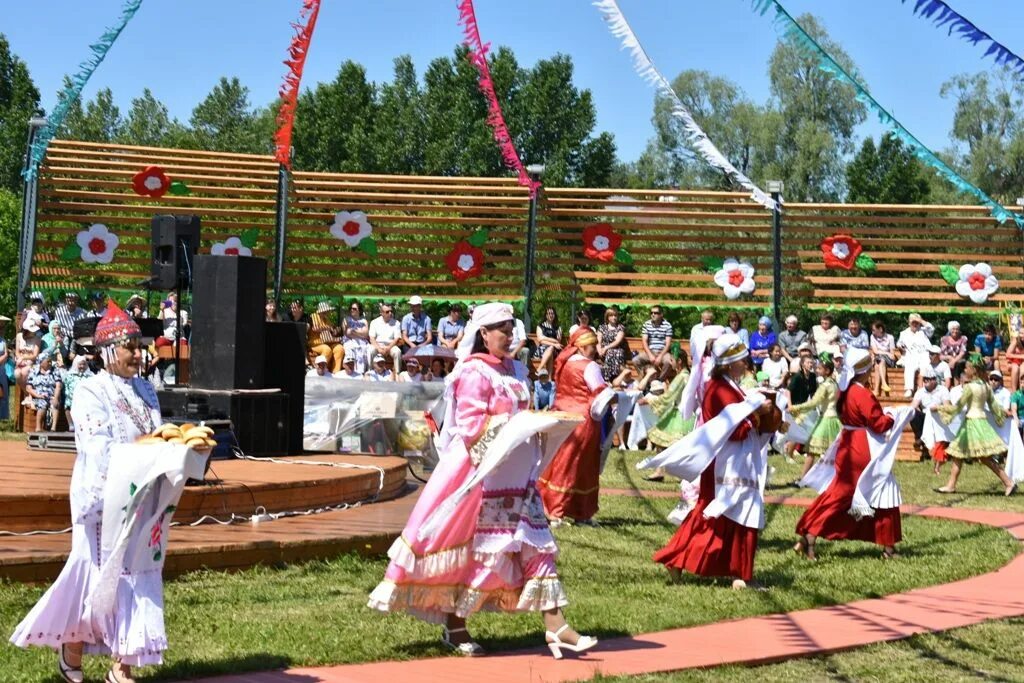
[839,347,872,390]
[712,333,749,366]
[94,299,141,348]
[554,326,598,382]
[455,302,515,361]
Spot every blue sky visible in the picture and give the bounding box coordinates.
[2,1,1020,162]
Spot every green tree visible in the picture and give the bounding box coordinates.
[119,88,177,147]
[767,13,867,201]
[940,68,1024,202]
[846,133,930,204]
[374,56,425,174]
[61,86,122,142]
[292,62,379,172]
[0,34,40,191]
[186,77,272,154]
[0,188,20,316]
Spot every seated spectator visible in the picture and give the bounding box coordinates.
[62,356,92,430]
[287,298,312,326]
[636,306,674,380]
[365,353,394,382]
[333,355,362,379]
[990,370,1012,415]
[88,291,108,319]
[870,320,896,396]
[811,313,840,356]
[749,316,776,368]
[398,357,424,382]
[401,295,433,351]
[726,311,750,346]
[533,368,556,410]
[437,304,466,350]
[789,340,814,374]
[974,323,1003,372]
[510,315,531,368]
[777,314,807,365]
[369,303,403,374]
[0,316,9,421]
[688,309,716,366]
[15,316,42,388]
[53,292,86,340]
[23,290,51,326]
[25,351,61,432]
[897,313,934,397]
[534,306,563,374]
[156,297,188,348]
[839,316,869,353]
[569,310,590,336]
[342,301,370,374]
[306,355,333,379]
[597,307,627,382]
[761,343,789,389]
[909,367,952,471]
[265,297,283,322]
[927,345,951,388]
[1009,381,1024,425]
[426,358,448,381]
[1006,332,1023,392]
[125,294,147,318]
[940,320,968,380]
[310,301,345,372]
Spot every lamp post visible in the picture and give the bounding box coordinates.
[766,180,784,325]
[523,164,544,332]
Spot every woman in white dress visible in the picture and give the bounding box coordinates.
[10,301,164,683]
[342,300,370,374]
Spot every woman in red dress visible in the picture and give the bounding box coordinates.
[795,348,902,560]
[650,333,780,588]
[539,327,613,525]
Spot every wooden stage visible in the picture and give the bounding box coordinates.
[0,441,417,583]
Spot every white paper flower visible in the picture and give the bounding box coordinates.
[592,235,610,251]
[76,223,119,264]
[211,236,252,257]
[713,258,756,300]
[831,242,850,260]
[329,210,373,247]
[955,262,999,304]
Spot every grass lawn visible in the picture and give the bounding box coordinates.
[591,617,1024,683]
[0,485,1018,681]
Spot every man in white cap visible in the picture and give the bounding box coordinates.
[896,313,935,397]
[533,367,556,410]
[334,354,362,380]
[927,344,951,388]
[365,353,394,382]
[398,357,424,382]
[989,369,1012,413]
[910,366,954,474]
[306,354,333,378]
[401,295,433,351]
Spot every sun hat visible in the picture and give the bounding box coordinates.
[408,295,423,305]
[314,355,328,365]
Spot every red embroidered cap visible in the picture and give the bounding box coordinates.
[94,299,141,346]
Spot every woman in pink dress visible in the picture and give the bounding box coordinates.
[369,303,596,659]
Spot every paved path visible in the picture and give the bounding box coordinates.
[187,494,1024,683]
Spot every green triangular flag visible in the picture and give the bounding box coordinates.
[467,229,490,248]
[169,180,190,196]
[938,264,959,286]
[614,247,633,266]
[61,240,82,261]
[855,254,877,272]
[240,228,260,248]
[700,256,725,272]
[357,237,378,257]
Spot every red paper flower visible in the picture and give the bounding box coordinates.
[820,234,863,270]
[132,165,171,198]
[582,223,622,262]
[445,240,484,281]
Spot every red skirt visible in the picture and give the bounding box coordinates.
[796,432,902,546]
[538,417,601,521]
[653,466,759,581]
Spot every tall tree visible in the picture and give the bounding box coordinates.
[119,88,176,147]
[374,56,425,174]
[846,133,930,204]
[767,13,867,201]
[292,62,379,172]
[940,68,1024,202]
[61,86,122,142]
[186,77,271,154]
[0,34,40,191]
[0,188,19,316]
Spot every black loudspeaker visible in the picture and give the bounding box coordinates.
[190,255,266,390]
[264,321,306,455]
[150,214,201,290]
[157,387,290,457]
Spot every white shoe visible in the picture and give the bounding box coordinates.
[58,645,83,683]
[904,389,913,397]
[441,626,484,656]
[546,623,598,660]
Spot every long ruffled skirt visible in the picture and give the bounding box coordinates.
[368,442,567,624]
[806,415,842,456]
[10,521,167,666]
[948,417,1007,460]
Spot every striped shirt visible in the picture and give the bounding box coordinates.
[53,305,86,339]
[641,319,673,352]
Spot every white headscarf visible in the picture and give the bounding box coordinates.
[455,302,515,361]
[839,347,872,391]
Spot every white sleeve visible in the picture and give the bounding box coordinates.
[583,360,606,392]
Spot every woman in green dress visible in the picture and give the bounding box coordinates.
[936,357,1017,496]
[647,354,693,448]
[789,354,841,482]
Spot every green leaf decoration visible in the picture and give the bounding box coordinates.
[357,236,378,257]
[129,482,137,496]
[240,228,260,248]
[467,228,490,247]
[614,247,633,266]
[938,264,960,286]
[700,256,725,272]
[168,180,190,196]
[854,254,876,272]
[61,240,82,261]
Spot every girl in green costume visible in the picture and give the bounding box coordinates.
[647,354,693,448]
[790,354,841,482]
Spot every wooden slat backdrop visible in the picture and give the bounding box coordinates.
[29,139,1024,315]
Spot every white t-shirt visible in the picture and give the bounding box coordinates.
[398,371,423,383]
[365,369,393,382]
[369,316,401,345]
[333,369,363,379]
[761,357,788,388]
[306,369,333,379]
[993,385,1012,411]
[913,385,949,411]
[929,361,951,385]
[511,319,528,349]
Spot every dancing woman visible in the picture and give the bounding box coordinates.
[368,303,597,659]
[640,333,781,589]
[795,349,911,561]
[935,356,1018,496]
[789,354,840,483]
